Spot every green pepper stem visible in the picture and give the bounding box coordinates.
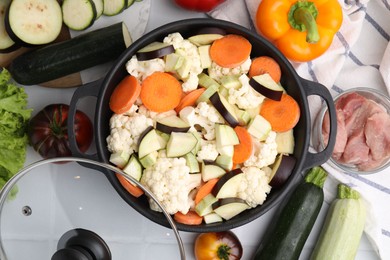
[288,1,320,44]
[294,7,320,43]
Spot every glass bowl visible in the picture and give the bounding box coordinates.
[314,87,390,175]
[0,157,185,260]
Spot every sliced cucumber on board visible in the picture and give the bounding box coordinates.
[0,0,19,53]
[8,22,132,85]
[5,0,62,46]
[103,0,127,16]
[62,0,97,31]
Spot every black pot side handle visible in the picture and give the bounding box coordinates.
[67,78,103,161]
[299,77,337,170]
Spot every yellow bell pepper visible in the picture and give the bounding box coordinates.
[256,0,343,62]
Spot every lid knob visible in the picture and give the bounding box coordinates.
[52,228,111,260]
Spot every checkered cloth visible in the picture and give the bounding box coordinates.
[209,0,390,258]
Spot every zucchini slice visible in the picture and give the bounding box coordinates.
[62,0,97,31]
[5,0,62,46]
[91,0,104,19]
[0,0,19,53]
[103,0,126,16]
[9,22,132,85]
[126,0,135,8]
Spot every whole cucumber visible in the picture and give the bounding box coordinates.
[253,166,328,260]
[8,22,132,85]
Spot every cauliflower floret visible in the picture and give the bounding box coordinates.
[179,102,224,140]
[244,131,278,168]
[208,57,251,82]
[140,151,202,214]
[196,139,219,162]
[125,55,165,82]
[106,106,153,155]
[163,32,203,92]
[237,166,272,208]
[228,74,264,109]
[106,127,134,155]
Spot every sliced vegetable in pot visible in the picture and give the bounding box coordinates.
[259,93,300,132]
[253,166,328,260]
[209,34,252,68]
[107,29,301,225]
[109,75,141,114]
[311,184,367,260]
[194,230,243,260]
[140,72,183,112]
[28,104,93,160]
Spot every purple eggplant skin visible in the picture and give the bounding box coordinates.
[209,92,240,128]
[155,121,190,134]
[270,155,297,188]
[249,77,283,101]
[136,44,175,61]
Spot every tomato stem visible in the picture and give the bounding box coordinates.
[288,1,319,43]
[217,244,231,260]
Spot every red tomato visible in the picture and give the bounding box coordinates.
[173,0,226,12]
[28,104,93,159]
[194,231,243,260]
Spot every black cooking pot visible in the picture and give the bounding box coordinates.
[67,18,337,232]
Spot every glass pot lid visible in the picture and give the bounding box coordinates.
[0,157,185,260]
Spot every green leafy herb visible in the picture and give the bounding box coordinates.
[0,68,32,190]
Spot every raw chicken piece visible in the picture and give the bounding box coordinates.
[322,109,347,160]
[340,130,369,165]
[323,91,390,171]
[364,112,390,161]
[344,99,386,137]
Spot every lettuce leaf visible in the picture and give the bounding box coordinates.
[0,69,32,190]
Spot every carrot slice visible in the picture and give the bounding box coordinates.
[259,94,300,132]
[109,75,141,114]
[194,178,219,205]
[233,126,253,164]
[174,211,203,225]
[209,34,252,68]
[140,72,183,112]
[175,87,206,113]
[116,173,144,198]
[249,56,282,83]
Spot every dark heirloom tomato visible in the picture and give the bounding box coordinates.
[194,231,243,260]
[28,104,93,159]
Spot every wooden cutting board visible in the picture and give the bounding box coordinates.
[0,25,83,88]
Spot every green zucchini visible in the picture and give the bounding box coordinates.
[310,184,366,260]
[8,22,132,86]
[253,166,328,260]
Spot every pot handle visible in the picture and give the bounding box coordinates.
[299,77,337,170]
[67,78,103,161]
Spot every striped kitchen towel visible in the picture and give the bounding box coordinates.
[209,0,390,259]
